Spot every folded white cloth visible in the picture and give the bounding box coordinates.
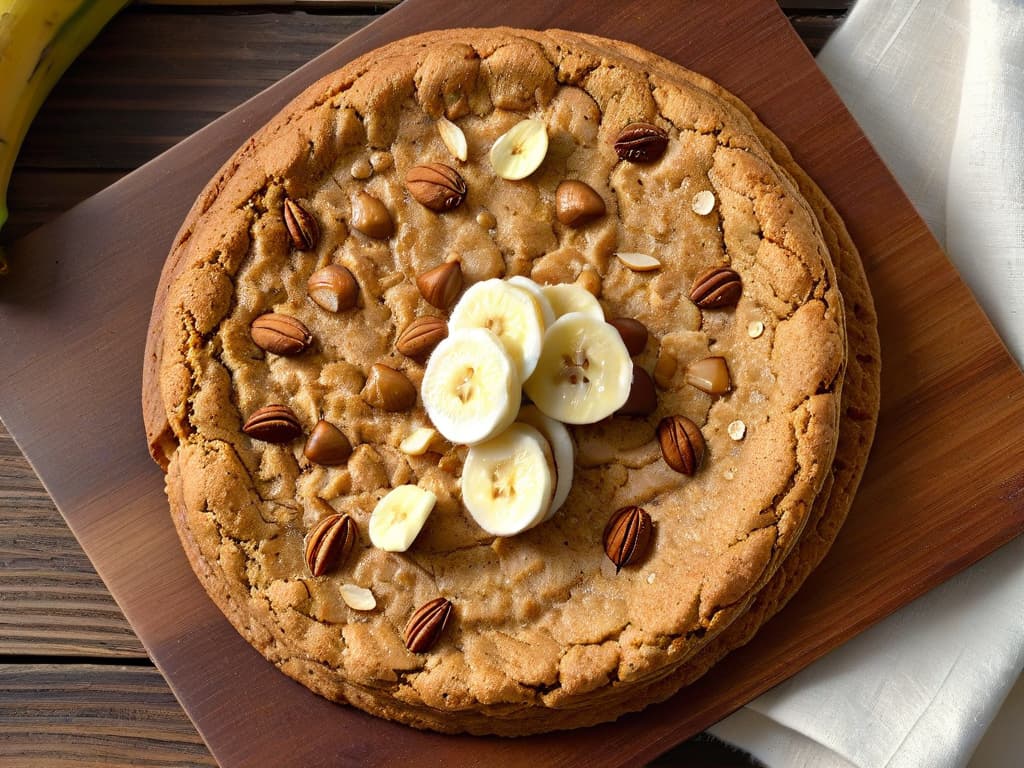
[709,1,1024,766]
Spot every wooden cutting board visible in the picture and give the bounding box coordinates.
[1,0,1022,765]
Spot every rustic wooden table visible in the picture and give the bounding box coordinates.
[0,2,849,765]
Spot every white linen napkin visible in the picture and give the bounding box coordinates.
[708,1,1024,766]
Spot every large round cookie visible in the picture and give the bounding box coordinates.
[153,28,848,735]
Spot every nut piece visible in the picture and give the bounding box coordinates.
[340,584,376,611]
[400,427,438,456]
[437,117,468,162]
[250,313,312,356]
[691,190,716,215]
[361,363,417,411]
[307,265,359,313]
[403,597,453,653]
[748,320,765,338]
[396,315,448,360]
[283,198,319,250]
[416,261,463,309]
[728,420,747,441]
[555,180,606,227]
[613,122,669,163]
[615,252,661,272]
[305,513,357,577]
[351,192,393,239]
[243,404,302,444]
[304,419,353,466]
[610,317,649,356]
[604,506,653,571]
[617,366,657,417]
[405,163,466,211]
[657,415,705,475]
[685,356,732,396]
[689,266,743,309]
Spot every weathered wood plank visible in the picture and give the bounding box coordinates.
[0,664,215,768]
[0,421,145,658]
[12,11,377,173]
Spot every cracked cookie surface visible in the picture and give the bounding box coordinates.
[154,28,852,735]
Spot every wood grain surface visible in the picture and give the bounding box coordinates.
[5,1,1015,767]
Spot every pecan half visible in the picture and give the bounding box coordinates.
[657,415,705,475]
[396,315,448,360]
[305,512,357,576]
[689,266,742,309]
[604,506,653,571]
[283,198,319,250]
[242,404,302,443]
[613,122,668,163]
[405,163,466,211]
[250,313,312,356]
[403,597,453,653]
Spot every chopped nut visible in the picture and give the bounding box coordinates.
[400,427,438,456]
[304,420,353,466]
[437,116,468,162]
[748,320,765,338]
[728,420,746,441]
[555,180,606,227]
[351,192,394,239]
[615,252,661,272]
[609,317,648,356]
[361,364,417,411]
[691,190,716,215]
[685,357,732,396]
[340,584,376,611]
[350,158,373,180]
[416,261,463,309]
[307,265,359,313]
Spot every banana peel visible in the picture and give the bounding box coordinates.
[0,0,128,275]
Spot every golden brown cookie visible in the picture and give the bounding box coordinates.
[151,28,856,735]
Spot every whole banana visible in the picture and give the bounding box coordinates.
[0,0,126,275]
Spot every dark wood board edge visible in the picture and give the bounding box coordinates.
[0,0,1019,765]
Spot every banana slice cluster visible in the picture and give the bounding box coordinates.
[422,276,633,537]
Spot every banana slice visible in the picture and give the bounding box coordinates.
[369,485,437,552]
[518,405,574,519]
[449,279,545,380]
[461,423,554,536]
[421,328,520,445]
[490,118,548,180]
[540,282,604,320]
[508,275,556,329]
[523,312,633,424]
